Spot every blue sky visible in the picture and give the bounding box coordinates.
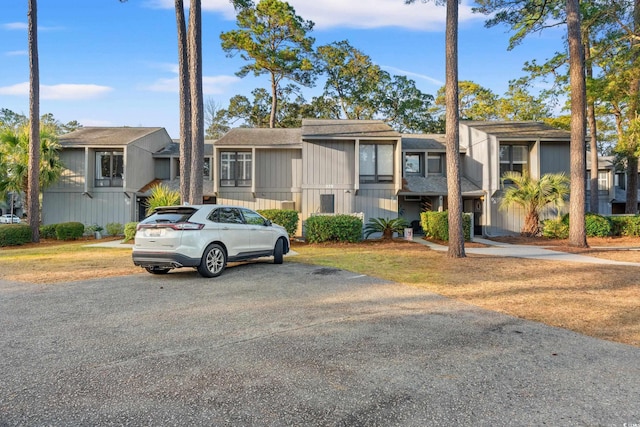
[1,0,564,138]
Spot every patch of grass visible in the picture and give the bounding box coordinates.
[290,240,640,347]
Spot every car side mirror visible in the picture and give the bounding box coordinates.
[265,219,272,226]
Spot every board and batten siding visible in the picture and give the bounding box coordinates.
[355,188,398,223]
[42,190,134,227]
[540,143,570,176]
[303,140,355,186]
[47,149,86,191]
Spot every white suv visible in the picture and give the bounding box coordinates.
[0,214,21,224]
[132,205,290,277]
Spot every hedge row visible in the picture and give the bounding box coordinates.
[0,224,32,247]
[257,209,299,237]
[420,211,472,241]
[542,213,640,238]
[305,214,363,243]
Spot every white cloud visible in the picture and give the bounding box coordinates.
[0,82,113,100]
[5,50,28,56]
[381,65,443,86]
[2,22,28,30]
[144,74,240,94]
[149,0,481,30]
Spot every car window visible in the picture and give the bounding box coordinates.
[241,209,266,226]
[215,208,244,224]
[142,210,195,224]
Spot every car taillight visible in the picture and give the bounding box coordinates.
[169,222,204,230]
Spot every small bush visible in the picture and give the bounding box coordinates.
[305,215,363,243]
[39,224,58,239]
[258,209,299,237]
[585,213,611,237]
[145,184,180,216]
[0,224,32,247]
[420,211,471,241]
[559,213,613,237]
[55,222,85,241]
[123,222,138,242]
[363,217,409,239]
[610,215,640,237]
[541,218,569,239]
[105,222,124,236]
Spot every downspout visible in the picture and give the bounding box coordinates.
[354,139,360,196]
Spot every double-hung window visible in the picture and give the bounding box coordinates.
[220,151,252,187]
[427,154,443,175]
[360,144,394,183]
[499,145,528,177]
[95,151,124,187]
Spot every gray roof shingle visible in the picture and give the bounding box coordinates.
[401,175,484,196]
[214,128,302,147]
[58,127,165,147]
[301,119,400,139]
[463,121,572,140]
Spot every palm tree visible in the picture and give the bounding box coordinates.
[500,171,570,237]
[28,0,40,242]
[363,217,409,240]
[0,125,64,202]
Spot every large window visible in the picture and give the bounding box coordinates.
[360,144,393,183]
[220,151,252,187]
[95,151,124,187]
[405,153,423,176]
[500,145,528,176]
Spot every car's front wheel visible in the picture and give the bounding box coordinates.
[273,238,284,264]
[197,243,226,278]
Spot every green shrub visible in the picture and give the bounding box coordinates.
[105,222,124,236]
[541,218,569,239]
[363,217,409,239]
[559,213,613,237]
[84,224,104,236]
[123,222,138,242]
[257,209,299,237]
[610,215,640,237]
[0,224,32,247]
[420,211,471,241]
[585,213,611,237]
[55,222,85,241]
[39,224,58,239]
[145,184,180,216]
[305,214,363,243]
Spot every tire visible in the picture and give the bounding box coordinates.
[145,267,170,275]
[197,243,226,278]
[273,238,284,265]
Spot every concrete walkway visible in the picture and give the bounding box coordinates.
[414,236,640,267]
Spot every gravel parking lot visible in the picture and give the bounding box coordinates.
[1,261,639,426]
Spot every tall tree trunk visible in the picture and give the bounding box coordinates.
[625,0,640,214]
[585,36,599,214]
[188,0,204,204]
[176,0,191,204]
[567,0,588,247]
[28,0,40,243]
[445,0,465,258]
[270,74,278,128]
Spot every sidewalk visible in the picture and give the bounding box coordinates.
[414,236,640,267]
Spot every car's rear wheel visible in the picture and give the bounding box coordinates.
[198,243,226,277]
[145,267,171,275]
[273,238,284,264]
